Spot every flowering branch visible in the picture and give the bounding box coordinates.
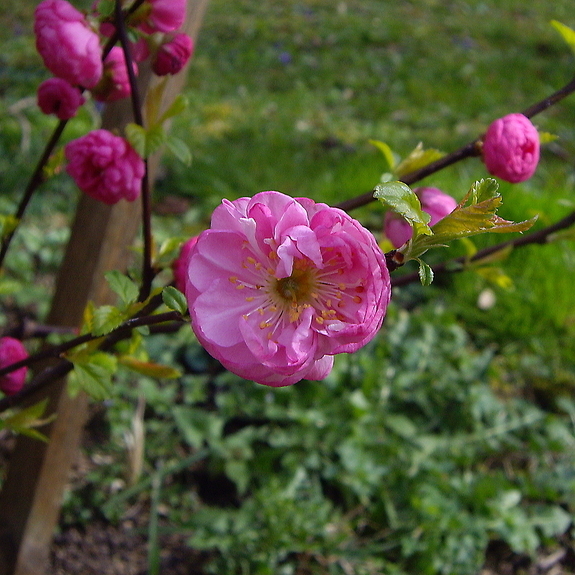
[391,208,575,287]
[113,0,154,300]
[335,75,575,213]
[0,309,185,413]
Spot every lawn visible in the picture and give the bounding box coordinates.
[1,1,575,574]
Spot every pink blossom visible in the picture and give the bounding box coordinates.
[37,77,85,120]
[152,34,194,76]
[34,0,103,89]
[384,187,458,248]
[138,0,186,33]
[185,191,391,387]
[65,129,145,205]
[92,47,137,102]
[0,337,28,396]
[482,113,540,183]
[173,236,198,293]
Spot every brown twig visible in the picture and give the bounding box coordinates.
[336,75,575,213]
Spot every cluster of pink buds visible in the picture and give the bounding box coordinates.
[33,0,195,205]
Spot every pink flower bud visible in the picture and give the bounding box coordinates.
[92,46,137,102]
[34,0,103,89]
[482,113,540,183]
[0,337,29,396]
[173,236,199,293]
[65,129,145,205]
[185,191,391,387]
[383,187,458,248]
[152,33,194,76]
[139,0,186,33]
[37,77,85,120]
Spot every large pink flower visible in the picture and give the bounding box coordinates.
[34,0,103,89]
[482,113,540,183]
[37,77,85,120]
[185,191,391,387]
[92,46,137,102]
[152,33,194,76]
[65,129,145,205]
[173,236,198,293]
[384,186,458,248]
[0,337,28,396]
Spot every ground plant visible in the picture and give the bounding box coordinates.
[0,1,574,574]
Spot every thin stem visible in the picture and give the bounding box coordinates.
[0,311,184,380]
[0,120,68,269]
[391,209,575,288]
[0,310,185,414]
[114,0,154,301]
[336,75,575,213]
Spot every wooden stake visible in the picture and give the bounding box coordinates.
[0,2,210,573]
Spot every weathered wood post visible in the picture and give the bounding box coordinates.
[0,2,210,573]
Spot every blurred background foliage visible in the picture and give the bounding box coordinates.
[1,0,575,573]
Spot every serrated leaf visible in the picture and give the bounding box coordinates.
[469,178,499,204]
[92,305,127,336]
[374,181,432,237]
[81,300,96,335]
[369,139,396,171]
[162,286,188,315]
[105,270,139,307]
[395,142,445,178]
[165,135,192,165]
[68,352,117,400]
[125,123,147,157]
[118,356,181,379]
[417,259,434,286]
[551,20,575,55]
[159,94,189,124]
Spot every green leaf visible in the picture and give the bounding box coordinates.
[374,181,432,237]
[0,399,55,442]
[105,270,139,307]
[159,94,189,124]
[125,123,147,157]
[162,286,188,315]
[417,259,434,286]
[539,131,558,144]
[369,139,396,171]
[92,305,127,336]
[551,20,575,55]
[469,178,499,204]
[118,356,181,379]
[165,135,192,166]
[145,124,167,156]
[68,352,117,400]
[144,77,168,127]
[395,142,445,178]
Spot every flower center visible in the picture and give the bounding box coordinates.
[274,268,315,303]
